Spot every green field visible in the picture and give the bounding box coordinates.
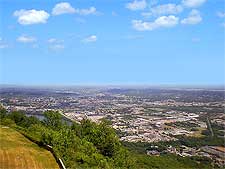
[0,126,59,169]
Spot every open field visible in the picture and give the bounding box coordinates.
[0,126,59,169]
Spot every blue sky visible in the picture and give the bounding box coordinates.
[0,0,224,86]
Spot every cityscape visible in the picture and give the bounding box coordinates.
[0,0,224,168]
[1,86,224,167]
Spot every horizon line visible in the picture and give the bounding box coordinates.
[0,83,224,89]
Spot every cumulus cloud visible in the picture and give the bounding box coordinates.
[181,9,202,25]
[142,4,183,17]
[82,35,97,43]
[76,7,98,15]
[132,15,179,31]
[52,2,98,16]
[13,9,49,25]
[52,2,76,15]
[17,35,37,43]
[126,0,147,11]
[182,0,207,8]
[217,12,225,18]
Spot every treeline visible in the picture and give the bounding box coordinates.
[0,107,219,169]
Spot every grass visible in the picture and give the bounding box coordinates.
[0,126,59,169]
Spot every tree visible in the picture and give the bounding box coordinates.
[0,106,7,120]
[8,111,27,126]
[79,119,121,157]
[43,110,63,130]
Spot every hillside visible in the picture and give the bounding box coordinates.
[0,126,59,169]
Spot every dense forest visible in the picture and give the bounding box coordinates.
[0,107,220,169]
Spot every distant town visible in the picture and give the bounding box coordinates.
[0,86,224,167]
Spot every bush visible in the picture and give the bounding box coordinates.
[0,118,16,127]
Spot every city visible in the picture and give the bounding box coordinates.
[1,86,224,167]
[1,0,224,168]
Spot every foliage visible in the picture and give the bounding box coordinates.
[79,119,121,157]
[43,110,63,129]
[10,111,38,128]
[0,118,16,127]
[0,106,7,119]
[133,154,216,169]
[0,109,221,169]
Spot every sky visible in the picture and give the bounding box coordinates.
[0,0,224,86]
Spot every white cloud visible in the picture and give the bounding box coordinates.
[142,4,183,17]
[217,12,225,18]
[76,7,98,15]
[181,9,202,25]
[52,2,98,16]
[132,20,154,31]
[82,35,97,43]
[132,15,179,31]
[17,35,37,43]
[52,2,75,15]
[154,15,179,27]
[126,0,147,11]
[48,38,57,43]
[182,0,207,8]
[13,9,49,25]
